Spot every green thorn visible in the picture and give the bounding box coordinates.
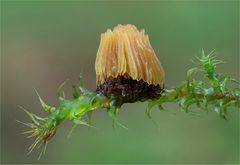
[72,85,79,99]
[67,124,77,139]
[107,109,128,130]
[34,89,54,113]
[87,111,93,126]
[57,79,69,99]
[18,106,41,126]
[79,74,84,87]
[201,48,205,56]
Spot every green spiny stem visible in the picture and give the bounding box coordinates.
[163,89,238,102]
[18,82,112,159]
[19,50,240,159]
[147,50,239,119]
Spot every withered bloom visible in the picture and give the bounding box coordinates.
[95,24,165,105]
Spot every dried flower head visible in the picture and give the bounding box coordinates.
[95,24,165,104]
[95,24,165,86]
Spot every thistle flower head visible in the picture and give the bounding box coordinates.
[95,24,165,86]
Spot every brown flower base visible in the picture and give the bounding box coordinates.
[96,76,164,107]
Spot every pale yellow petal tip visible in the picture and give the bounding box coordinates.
[95,24,165,86]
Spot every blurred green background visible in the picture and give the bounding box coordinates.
[1,1,239,164]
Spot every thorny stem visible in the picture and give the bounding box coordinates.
[18,50,240,159]
[163,90,238,102]
[146,49,239,118]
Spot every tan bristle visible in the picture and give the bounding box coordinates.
[95,24,165,86]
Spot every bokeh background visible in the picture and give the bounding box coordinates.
[1,1,239,164]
